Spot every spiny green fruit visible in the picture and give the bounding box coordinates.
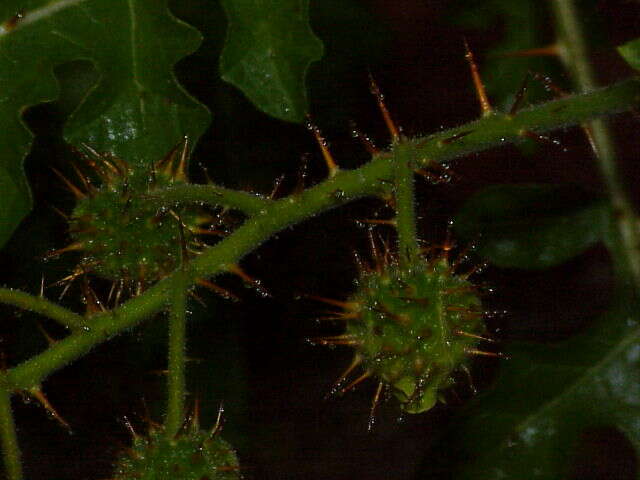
[113,425,241,480]
[53,142,210,294]
[322,253,486,414]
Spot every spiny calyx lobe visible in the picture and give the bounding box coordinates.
[66,143,205,289]
[340,256,483,413]
[114,425,241,480]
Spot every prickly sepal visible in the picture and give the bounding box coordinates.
[346,257,483,413]
[113,425,241,480]
[67,148,202,289]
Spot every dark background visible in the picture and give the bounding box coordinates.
[1,1,639,478]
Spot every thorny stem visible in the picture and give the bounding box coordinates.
[3,79,640,392]
[165,268,188,439]
[551,0,640,287]
[392,141,420,268]
[0,381,22,480]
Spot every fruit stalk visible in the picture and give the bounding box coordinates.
[3,78,640,394]
[0,381,22,480]
[165,268,189,439]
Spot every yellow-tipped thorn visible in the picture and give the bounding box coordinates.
[155,141,181,178]
[270,174,286,200]
[307,116,339,178]
[188,290,208,308]
[196,278,240,302]
[366,230,384,274]
[316,311,360,322]
[29,388,71,432]
[349,121,378,154]
[305,294,359,311]
[463,39,492,116]
[368,73,400,142]
[325,355,363,399]
[226,264,271,298]
[210,401,225,438]
[461,262,487,279]
[175,136,189,182]
[51,167,86,200]
[465,348,506,359]
[340,370,372,395]
[50,205,69,222]
[357,218,397,227]
[310,335,360,347]
[454,330,495,343]
[44,242,84,259]
[581,124,600,159]
[36,322,57,346]
[415,168,443,184]
[368,381,385,432]
[122,415,138,438]
[70,162,95,195]
[81,275,105,316]
[189,396,201,433]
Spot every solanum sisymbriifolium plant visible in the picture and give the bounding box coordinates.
[0,1,640,478]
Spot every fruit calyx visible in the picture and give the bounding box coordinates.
[319,249,486,414]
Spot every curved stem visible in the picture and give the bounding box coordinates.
[0,288,86,332]
[551,0,640,287]
[164,269,188,438]
[0,381,22,480]
[145,183,272,217]
[4,79,640,391]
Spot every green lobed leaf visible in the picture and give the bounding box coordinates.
[0,0,210,249]
[445,289,640,479]
[454,184,609,270]
[618,38,640,71]
[219,0,323,123]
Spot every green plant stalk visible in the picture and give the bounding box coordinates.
[392,141,420,268]
[165,269,188,439]
[0,288,86,332]
[0,381,22,480]
[3,79,640,392]
[551,0,640,286]
[145,183,272,217]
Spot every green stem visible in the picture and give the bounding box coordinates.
[0,380,22,480]
[551,0,640,287]
[0,288,86,332]
[7,280,171,391]
[4,80,640,391]
[145,183,271,217]
[165,269,188,438]
[392,142,420,267]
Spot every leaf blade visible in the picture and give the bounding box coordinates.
[219,0,323,122]
[454,184,609,270]
[0,0,210,249]
[451,292,640,479]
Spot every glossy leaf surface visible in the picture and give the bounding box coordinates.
[219,0,323,122]
[454,184,609,270]
[0,0,210,248]
[449,290,640,479]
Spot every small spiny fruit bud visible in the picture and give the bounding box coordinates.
[328,252,485,414]
[57,142,209,295]
[113,424,241,480]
